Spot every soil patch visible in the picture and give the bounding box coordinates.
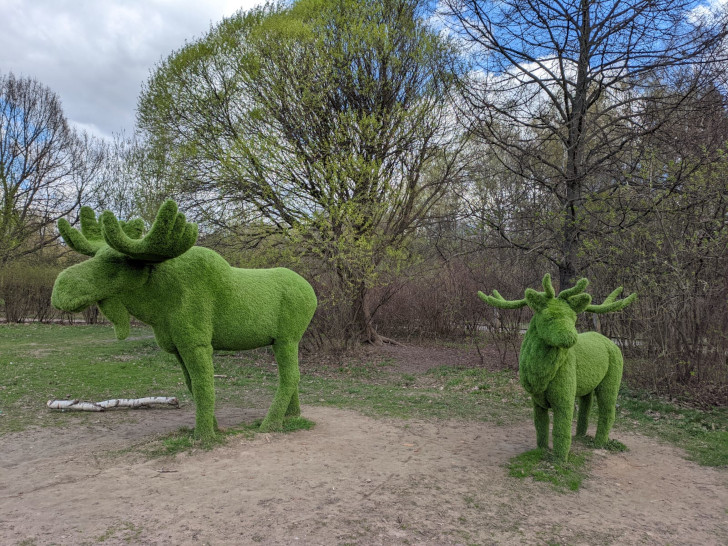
[1,405,726,545]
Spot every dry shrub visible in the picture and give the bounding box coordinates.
[371,259,482,339]
[371,257,534,367]
[599,277,728,407]
[303,270,360,352]
[0,262,61,323]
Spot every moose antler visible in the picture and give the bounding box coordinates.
[586,286,637,314]
[477,289,528,309]
[558,277,589,300]
[59,208,149,256]
[58,206,105,256]
[541,274,556,298]
[479,274,635,314]
[101,200,198,262]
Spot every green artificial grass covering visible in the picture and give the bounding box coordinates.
[479,274,635,460]
[52,200,317,441]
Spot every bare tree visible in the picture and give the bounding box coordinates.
[90,132,173,226]
[0,73,103,264]
[442,0,728,286]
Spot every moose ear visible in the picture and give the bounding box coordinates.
[525,288,547,312]
[567,293,592,313]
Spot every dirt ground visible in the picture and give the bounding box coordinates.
[1,399,727,546]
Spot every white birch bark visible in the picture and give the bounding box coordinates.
[47,397,179,411]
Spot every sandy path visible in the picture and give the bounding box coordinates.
[1,405,726,545]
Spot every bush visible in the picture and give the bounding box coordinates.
[0,262,61,323]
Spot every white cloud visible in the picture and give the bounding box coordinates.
[0,0,262,139]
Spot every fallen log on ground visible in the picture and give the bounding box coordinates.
[47,397,179,411]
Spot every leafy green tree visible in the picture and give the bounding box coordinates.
[137,0,463,343]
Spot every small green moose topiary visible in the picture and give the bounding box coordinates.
[478,274,635,460]
[52,200,317,441]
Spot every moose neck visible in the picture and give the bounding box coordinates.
[519,320,570,395]
[114,264,168,328]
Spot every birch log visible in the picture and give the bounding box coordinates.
[47,397,179,411]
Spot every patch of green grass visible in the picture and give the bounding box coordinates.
[3,324,726,472]
[0,324,190,433]
[616,387,728,467]
[278,415,316,432]
[298,365,530,425]
[94,521,142,543]
[574,434,629,452]
[0,324,527,435]
[333,358,393,379]
[135,416,315,458]
[508,448,590,492]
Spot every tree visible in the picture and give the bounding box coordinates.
[90,132,173,225]
[0,73,103,264]
[442,0,728,286]
[137,0,464,343]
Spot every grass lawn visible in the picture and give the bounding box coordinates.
[1,323,726,477]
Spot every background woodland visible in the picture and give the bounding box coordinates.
[2,0,728,405]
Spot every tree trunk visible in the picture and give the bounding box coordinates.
[351,281,401,346]
[560,0,591,290]
[353,282,384,345]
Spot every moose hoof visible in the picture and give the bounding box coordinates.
[259,419,283,433]
[193,427,218,444]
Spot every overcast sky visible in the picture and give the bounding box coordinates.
[1,0,262,140]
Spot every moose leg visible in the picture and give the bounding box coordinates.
[174,353,193,394]
[174,351,219,432]
[286,390,301,417]
[594,383,619,446]
[176,345,217,441]
[552,403,574,461]
[576,392,593,436]
[533,402,550,449]
[260,340,301,432]
[594,348,623,446]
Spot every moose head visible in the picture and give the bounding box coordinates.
[478,274,635,460]
[480,274,635,350]
[52,201,317,441]
[52,201,197,339]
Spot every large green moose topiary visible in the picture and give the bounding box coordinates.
[478,274,635,460]
[51,200,317,441]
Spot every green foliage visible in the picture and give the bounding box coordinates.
[479,274,635,460]
[507,448,590,492]
[138,416,315,457]
[617,388,728,467]
[3,324,726,471]
[136,0,462,341]
[51,201,317,441]
[0,260,64,322]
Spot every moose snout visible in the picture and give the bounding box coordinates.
[551,328,578,348]
[51,270,96,313]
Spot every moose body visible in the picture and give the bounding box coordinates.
[521,327,624,460]
[52,201,317,440]
[479,274,634,460]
